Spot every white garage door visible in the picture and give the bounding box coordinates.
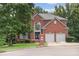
[56,33,65,42]
[45,33,54,42]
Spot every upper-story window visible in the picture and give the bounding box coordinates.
[35,22,41,30]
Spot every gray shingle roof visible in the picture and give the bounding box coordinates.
[33,13,67,20]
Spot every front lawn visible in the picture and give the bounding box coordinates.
[0,43,38,53]
[0,43,47,53]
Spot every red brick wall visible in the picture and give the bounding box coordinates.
[30,32,35,41]
[44,20,68,35]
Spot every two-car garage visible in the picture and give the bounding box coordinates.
[45,33,66,42]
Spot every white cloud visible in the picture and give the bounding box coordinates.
[44,8,55,13]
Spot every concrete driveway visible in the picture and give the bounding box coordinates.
[0,43,79,56]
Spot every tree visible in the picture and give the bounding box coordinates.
[33,6,48,14]
[54,3,79,42]
[0,3,34,46]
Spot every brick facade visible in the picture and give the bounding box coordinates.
[31,14,68,42]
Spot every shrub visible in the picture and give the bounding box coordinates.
[0,35,6,46]
[18,39,32,43]
[66,36,77,42]
[25,40,31,43]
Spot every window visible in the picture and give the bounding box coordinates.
[35,22,41,30]
[19,33,28,39]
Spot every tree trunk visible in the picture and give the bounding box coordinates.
[8,39,13,46]
[7,33,13,46]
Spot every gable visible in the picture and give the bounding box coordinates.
[32,14,50,27]
[44,19,67,33]
[32,14,43,21]
[43,19,67,29]
[32,15,42,26]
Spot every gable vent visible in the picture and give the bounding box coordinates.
[54,20,57,24]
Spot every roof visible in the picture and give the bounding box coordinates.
[32,13,67,21]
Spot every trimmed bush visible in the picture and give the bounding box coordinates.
[66,36,77,42]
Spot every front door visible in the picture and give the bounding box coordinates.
[35,32,40,40]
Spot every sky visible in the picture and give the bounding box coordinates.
[35,3,65,12]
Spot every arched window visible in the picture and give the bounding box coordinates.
[35,22,41,30]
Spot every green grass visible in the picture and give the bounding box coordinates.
[0,43,38,52]
[0,42,47,53]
